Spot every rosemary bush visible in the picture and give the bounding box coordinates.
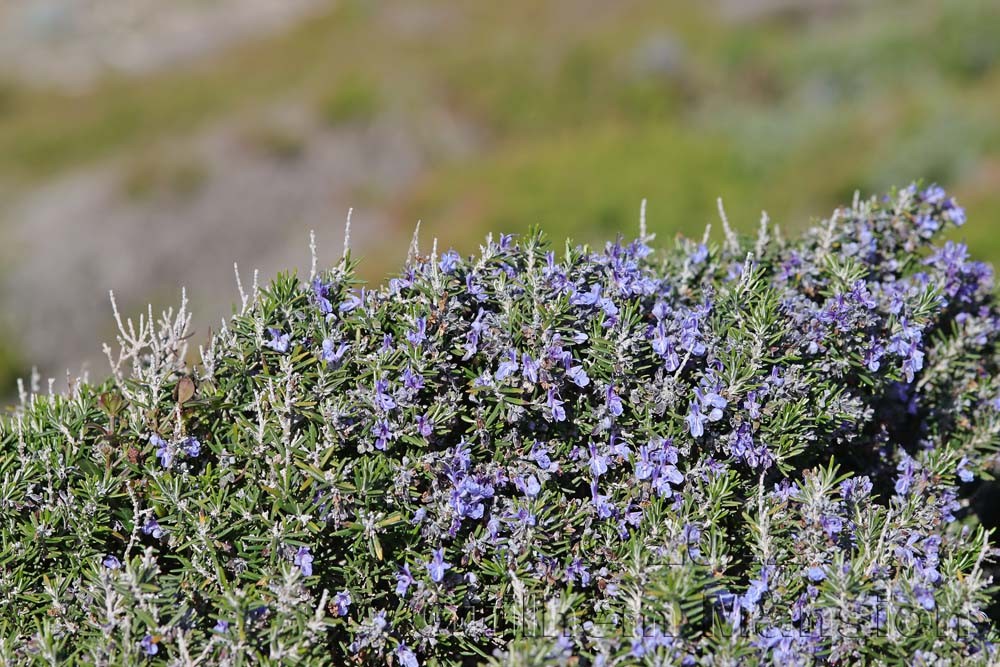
[2,185,999,666]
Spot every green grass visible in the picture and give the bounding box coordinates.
[320,75,382,127]
[406,123,757,249]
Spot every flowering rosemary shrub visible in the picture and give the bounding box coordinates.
[2,185,999,666]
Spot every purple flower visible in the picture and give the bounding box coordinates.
[311,278,333,313]
[451,441,472,471]
[333,590,351,616]
[850,280,877,309]
[573,283,602,307]
[685,402,707,438]
[895,533,921,565]
[546,387,566,422]
[864,342,885,372]
[945,204,966,226]
[152,434,172,468]
[590,483,615,519]
[839,476,873,501]
[372,420,394,451]
[514,507,536,526]
[265,328,291,353]
[406,317,427,346]
[683,524,702,561]
[806,566,826,582]
[888,321,925,383]
[914,586,936,611]
[463,309,487,359]
[427,548,451,583]
[374,379,397,411]
[213,620,229,633]
[684,386,728,438]
[530,442,552,470]
[390,271,415,293]
[396,644,420,667]
[915,214,940,237]
[744,391,762,420]
[339,293,362,313]
[598,293,619,323]
[486,516,501,541]
[103,554,121,570]
[402,367,425,391]
[439,250,461,274]
[772,479,799,502]
[634,440,684,497]
[700,388,727,421]
[522,354,540,384]
[895,455,918,496]
[142,519,164,539]
[742,570,770,609]
[566,558,591,586]
[516,475,541,498]
[678,315,706,356]
[901,347,924,383]
[820,515,843,539]
[416,413,433,438]
[606,385,624,417]
[465,273,487,301]
[140,635,159,656]
[922,184,946,204]
[957,457,974,483]
[634,446,656,482]
[184,437,201,458]
[321,339,348,365]
[496,350,519,381]
[588,444,609,478]
[450,476,492,521]
[730,424,773,469]
[396,564,415,596]
[651,322,680,371]
[567,364,590,387]
[294,546,314,577]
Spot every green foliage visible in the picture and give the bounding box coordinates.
[2,186,999,664]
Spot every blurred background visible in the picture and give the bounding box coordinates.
[0,0,999,397]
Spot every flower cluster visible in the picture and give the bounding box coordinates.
[2,184,999,665]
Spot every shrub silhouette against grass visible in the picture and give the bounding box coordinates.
[2,185,998,665]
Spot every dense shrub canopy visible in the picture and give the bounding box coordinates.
[2,185,999,665]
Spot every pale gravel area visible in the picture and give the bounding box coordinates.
[0,104,480,382]
[0,0,330,90]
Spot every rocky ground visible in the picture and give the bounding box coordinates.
[0,0,327,90]
[0,101,479,381]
